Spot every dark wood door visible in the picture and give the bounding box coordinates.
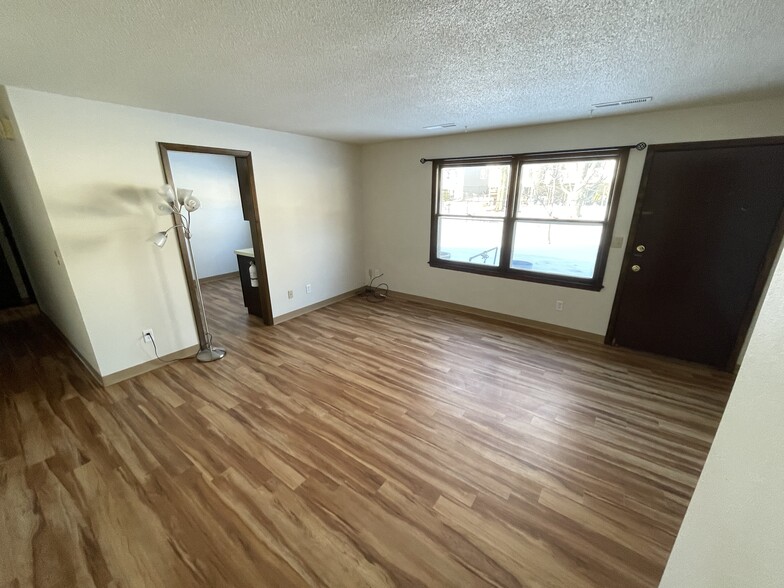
[608,138,784,368]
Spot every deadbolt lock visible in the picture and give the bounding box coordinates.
[636,245,646,253]
[631,264,641,272]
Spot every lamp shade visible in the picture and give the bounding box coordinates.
[151,231,168,248]
[176,188,192,205]
[183,194,201,212]
[158,184,176,204]
[154,201,175,216]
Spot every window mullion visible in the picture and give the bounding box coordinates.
[513,218,606,226]
[437,214,506,221]
[498,158,520,271]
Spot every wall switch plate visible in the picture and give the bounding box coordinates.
[555,300,564,311]
[287,290,294,299]
[305,283,312,294]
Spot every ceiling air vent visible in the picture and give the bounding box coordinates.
[423,123,456,130]
[592,96,653,109]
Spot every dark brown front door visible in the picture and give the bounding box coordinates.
[608,138,784,369]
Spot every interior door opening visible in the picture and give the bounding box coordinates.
[157,143,273,347]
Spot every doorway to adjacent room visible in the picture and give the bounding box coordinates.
[157,143,273,349]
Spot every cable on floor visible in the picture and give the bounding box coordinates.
[360,273,389,303]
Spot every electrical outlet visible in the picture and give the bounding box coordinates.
[555,300,564,311]
[287,289,294,300]
[373,268,380,277]
[142,329,154,343]
[305,283,312,294]
[368,268,374,279]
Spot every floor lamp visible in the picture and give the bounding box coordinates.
[151,184,226,362]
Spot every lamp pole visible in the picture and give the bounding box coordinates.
[184,227,226,362]
[153,185,226,363]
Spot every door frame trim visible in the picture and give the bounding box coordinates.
[605,135,784,370]
[157,142,274,331]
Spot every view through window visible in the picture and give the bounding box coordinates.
[431,149,628,289]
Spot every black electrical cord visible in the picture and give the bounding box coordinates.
[360,273,389,303]
[149,334,179,364]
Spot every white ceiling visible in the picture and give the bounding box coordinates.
[2,0,783,143]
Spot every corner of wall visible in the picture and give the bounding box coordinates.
[0,85,100,372]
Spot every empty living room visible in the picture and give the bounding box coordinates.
[1,1,783,586]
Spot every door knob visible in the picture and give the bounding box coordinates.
[636,245,646,253]
[631,264,641,272]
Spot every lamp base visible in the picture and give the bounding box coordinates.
[196,346,226,362]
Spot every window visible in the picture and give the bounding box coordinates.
[429,148,628,290]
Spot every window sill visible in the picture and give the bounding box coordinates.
[427,259,604,291]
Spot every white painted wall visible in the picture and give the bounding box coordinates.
[361,98,784,335]
[660,251,784,587]
[167,151,252,279]
[5,87,363,377]
[4,87,782,380]
[0,87,98,368]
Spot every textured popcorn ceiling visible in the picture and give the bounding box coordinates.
[1,0,783,143]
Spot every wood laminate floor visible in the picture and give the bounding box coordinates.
[1,278,733,587]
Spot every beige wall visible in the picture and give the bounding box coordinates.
[660,250,784,587]
[360,98,784,335]
[5,87,784,380]
[6,87,363,377]
[0,87,97,368]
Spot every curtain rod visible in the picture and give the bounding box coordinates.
[419,142,648,164]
